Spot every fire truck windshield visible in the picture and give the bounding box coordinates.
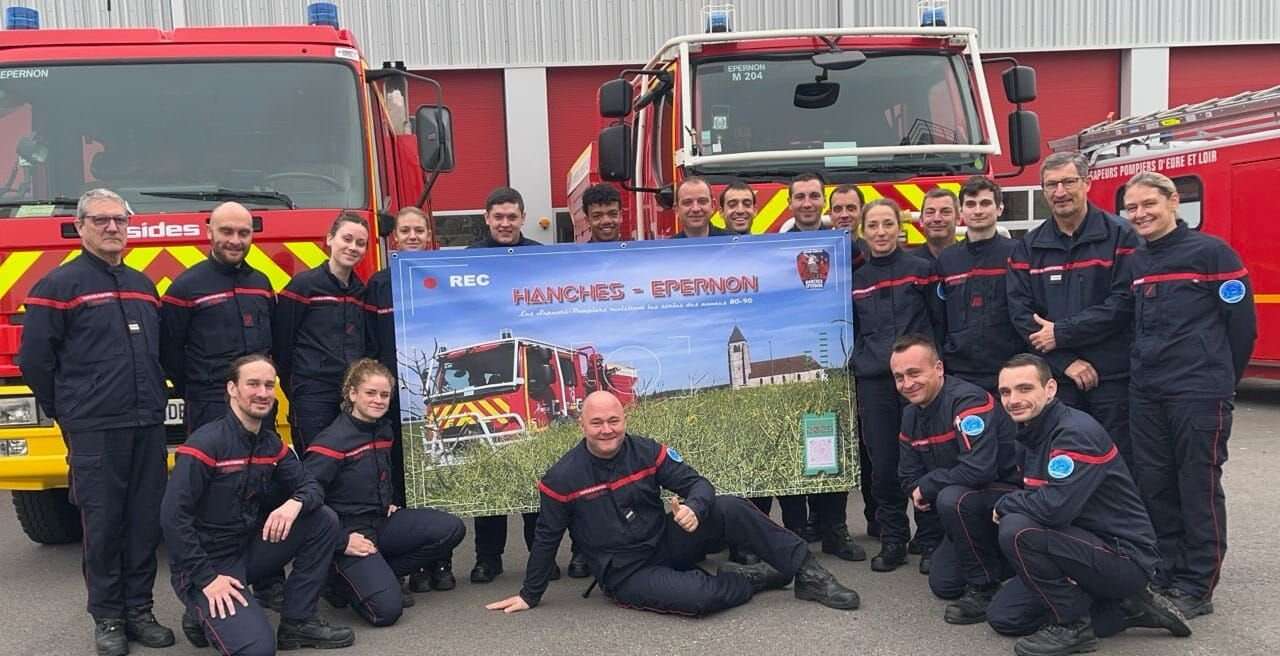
[691,52,984,177]
[0,61,367,216]
[432,342,517,400]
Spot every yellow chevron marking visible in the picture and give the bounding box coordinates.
[903,223,926,245]
[61,249,82,264]
[861,185,884,201]
[166,245,208,269]
[750,189,791,233]
[284,241,329,269]
[0,251,41,301]
[938,182,962,195]
[475,398,501,417]
[123,247,163,271]
[894,184,925,210]
[156,276,173,297]
[244,246,292,292]
[492,397,511,413]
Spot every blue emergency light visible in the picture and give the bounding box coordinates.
[920,6,947,26]
[306,2,340,28]
[5,6,39,30]
[705,6,734,33]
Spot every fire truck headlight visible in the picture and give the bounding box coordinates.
[0,397,39,427]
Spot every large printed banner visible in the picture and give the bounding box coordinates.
[391,232,857,516]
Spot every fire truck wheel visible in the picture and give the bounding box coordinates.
[12,489,83,545]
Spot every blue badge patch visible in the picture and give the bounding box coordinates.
[666,447,684,463]
[1218,279,1246,304]
[1047,455,1075,479]
[959,415,985,437]
[936,284,946,301]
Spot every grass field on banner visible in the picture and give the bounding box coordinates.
[402,372,859,516]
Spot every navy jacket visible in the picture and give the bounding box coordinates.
[935,236,1022,388]
[19,251,166,431]
[364,268,397,374]
[161,411,324,595]
[851,248,937,378]
[1007,206,1138,379]
[898,376,1020,500]
[994,400,1159,576]
[1130,222,1257,398]
[467,235,542,248]
[160,257,274,400]
[519,435,714,607]
[673,225,728,238]
[272,263,368,398]
[303,412,396,533]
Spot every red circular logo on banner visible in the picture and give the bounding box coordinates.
[423,276,438,289]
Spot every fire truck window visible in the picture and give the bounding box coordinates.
[690,53,983,176]
[435,343,515,396]
[1113,175,1201,229]
[558,355,578,388]
[526,347,554,389]
[0,62,368,216]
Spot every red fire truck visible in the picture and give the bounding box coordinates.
[566,8,1040,242]
[0,4,455,543]
[1050,85,1280,379]
[425,335,637,457]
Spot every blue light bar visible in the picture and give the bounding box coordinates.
[306,2,340,28]
[5,6,40,30]
[705,8,733,33]
[920,6,947,26]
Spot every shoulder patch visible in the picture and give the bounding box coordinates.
[1218,279,1246,304]
[959,415,985,437]
[666,447,683,463]
[1047,454,1075,479]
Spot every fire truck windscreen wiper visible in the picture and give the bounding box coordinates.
[138,188,296,210]
[0,196,80,213]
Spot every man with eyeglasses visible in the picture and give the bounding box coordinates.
[1007,152,1140,466]
[19,188,175,656]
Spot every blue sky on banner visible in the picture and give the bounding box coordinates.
[390,232,854,396]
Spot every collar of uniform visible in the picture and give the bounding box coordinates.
[1146,220,1189,250]
[918,376,952,416]
[319,260,358,291]
[581,432,632,463]
[208,253,245,276]
[344,411,380,434]
[964,233,1000,254]
[223,409,269,447]
[1019,398,1065,447]
[869,247,902,267]
[1035,204,1109,248]
[77,248,120,273]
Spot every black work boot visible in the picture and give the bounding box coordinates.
[793,554,860,610]
[409,568,432,593]
[181,609,209,648]
[277,616,356,651]
[1013,618,1098,656]
[821,524,867,562]
[469,558,503,584]
[800,515,821,543]
[94,618,129,656]
[124,605,175,648]
[944,583,1000,625]
[918,547,934,575]
[870,542,908,572]
[254,580,286,613]
[907,538,923,555]
[1121,584,1192,636]
[429,559,457,591]
[717,560,790,593]
[399,577,416,608]
[728,546,761,565]
[568,551,592,578]
[1162,586,1214,620]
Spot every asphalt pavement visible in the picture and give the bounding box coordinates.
[3,380,1278,656]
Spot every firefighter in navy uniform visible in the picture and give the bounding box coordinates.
[485,392,860,617]
[912,188,959,262]
[1122,172,1258,619]
[986,354,1191,656]
[161,202,274,434]
[464,187,557,583]
[672,177,727,238]
[273,212,372,453]
[161,354,354,653]
[853,198,942,574]
[364,206,459,592]
[582,183,624,242]
[889,335,1020,625]
[18,188,175,656]
[304,360,466,626]
[1007,152,1139,466]
[936,177,1022,393]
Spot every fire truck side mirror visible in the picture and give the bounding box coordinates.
[1002,66,1037,104]
[598,125,634,182]
[1008,110,1042,167]
[600,79,633,118]
[414,105,456,173]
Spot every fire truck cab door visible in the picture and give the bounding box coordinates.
[1230,158,1279,363]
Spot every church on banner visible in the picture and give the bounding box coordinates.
[727,326,827,389]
